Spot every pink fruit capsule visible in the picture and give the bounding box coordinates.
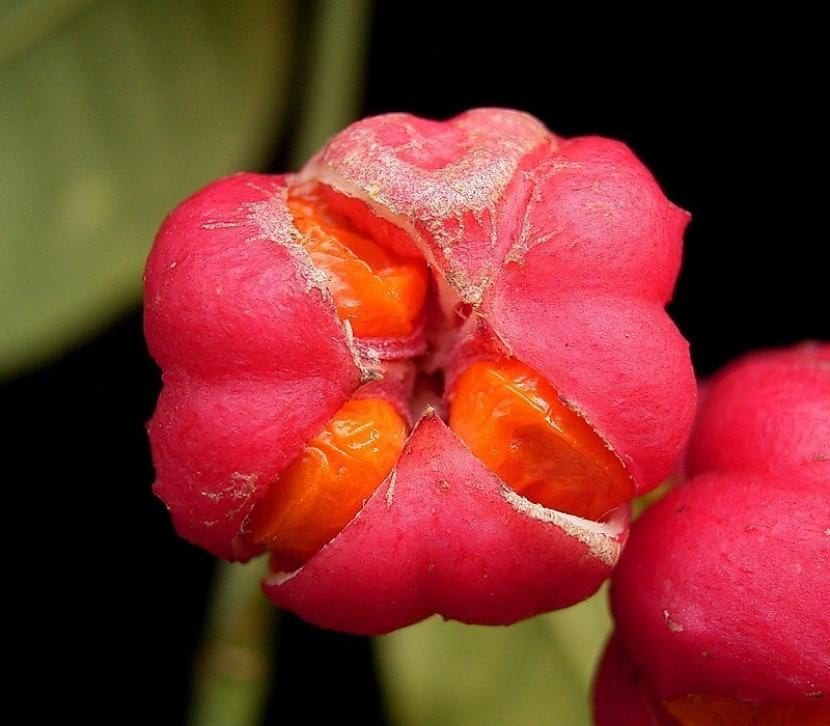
[144,109,695,634]
[595,343,830,723]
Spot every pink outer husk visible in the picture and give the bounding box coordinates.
[598,344,830,715]
[593,633,669,726]
[601,340,830,709]
[145,174,361,559]
[483,292,693,492]
[145,109,695,632]
[687,342,830,480]
[306,110,689,307]
[265,413,624,634]
[610,470,830,704]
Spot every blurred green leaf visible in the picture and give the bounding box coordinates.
[0,0,294,377]
[376,588,612,726]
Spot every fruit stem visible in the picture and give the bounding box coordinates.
[188,559,275,726]
[289,0,373,167]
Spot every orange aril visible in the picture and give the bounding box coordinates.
[246,398,406,571]
[449,358,633,521]
[288,187,428,338]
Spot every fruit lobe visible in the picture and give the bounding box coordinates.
[687,343,830,479]
[145,174,362,559]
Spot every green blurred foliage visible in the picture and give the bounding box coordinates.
[377,587,612,726]
[0,0,293,377]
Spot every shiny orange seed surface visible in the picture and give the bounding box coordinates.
[288,187,429,338]
[245,398,406,572]
[449,358,633,521]
[664,693,830,726]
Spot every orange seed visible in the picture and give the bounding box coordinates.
[288,187,429,338]
[449,358,633,521]
[245,398,406,571]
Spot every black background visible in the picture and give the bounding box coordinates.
[7,4,825,724]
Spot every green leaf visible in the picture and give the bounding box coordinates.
[0,0,294,378]
[376,587,612,726]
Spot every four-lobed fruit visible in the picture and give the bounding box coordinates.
[144,108,696,634]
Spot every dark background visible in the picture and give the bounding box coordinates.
[7,5,824,724]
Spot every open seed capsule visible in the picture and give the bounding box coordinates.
[145,109,695,634]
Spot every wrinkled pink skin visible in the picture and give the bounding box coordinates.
[145,109,695,634]
[595,344,830,721]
